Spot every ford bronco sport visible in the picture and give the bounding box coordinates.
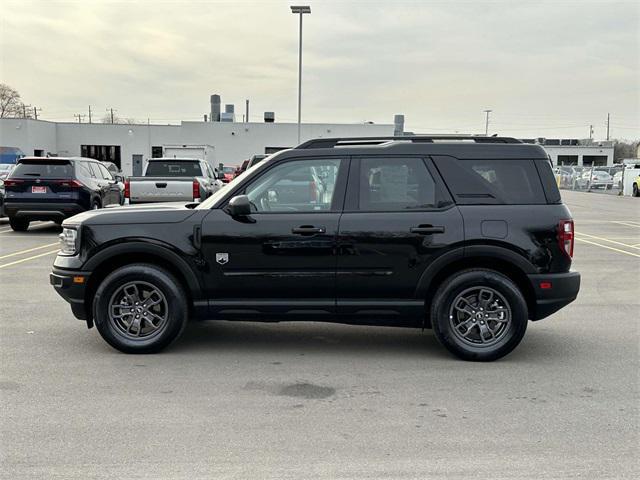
[50,136,580,361]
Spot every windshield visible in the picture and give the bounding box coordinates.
[145,160,203,177]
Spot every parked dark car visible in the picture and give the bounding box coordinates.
[51,136,580,361]
[4,157,124,231]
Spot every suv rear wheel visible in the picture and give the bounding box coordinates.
[430,269,528,361]
[9,217,29,232]
[93,264,188,353]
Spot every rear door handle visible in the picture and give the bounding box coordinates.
[292,226,325,235]
[155,182,167,188]
[410,225,445,235]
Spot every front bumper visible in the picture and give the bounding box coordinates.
[5,202,85,220]
[528,271,581,320]
[50,267,91,322]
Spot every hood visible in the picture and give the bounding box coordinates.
[63,202,199,226]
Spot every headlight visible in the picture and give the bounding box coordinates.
[59,228,78,255]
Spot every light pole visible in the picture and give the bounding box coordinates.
[483,109,492,136]
[291,5,311,144]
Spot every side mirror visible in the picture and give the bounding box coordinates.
[228,195,251,217]
[115,175,124,183]
[217,172,226,180]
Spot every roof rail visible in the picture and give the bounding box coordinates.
[295,135,522,149]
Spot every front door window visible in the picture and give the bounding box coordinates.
[244,159,342,213]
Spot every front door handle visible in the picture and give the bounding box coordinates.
[292,225,325,235]
[410,225,445,235]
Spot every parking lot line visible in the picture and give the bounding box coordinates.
[611,221,640,229]
[575,232,640,250]
[0,249,59,269]
[575,237,640,258]
[0,242,60,260]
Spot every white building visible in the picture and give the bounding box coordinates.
[1,118,616,175]
[0,118,394,176]
[523,138,615,166]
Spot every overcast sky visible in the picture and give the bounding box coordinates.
[1,0,638,139]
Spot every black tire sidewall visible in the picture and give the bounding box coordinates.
[9,217,29,231]
[93,264,187,353]
[431,270,528,361]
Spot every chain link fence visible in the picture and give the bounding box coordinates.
[554,165,626,195]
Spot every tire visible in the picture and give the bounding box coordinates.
[430,269,528,361]
[92,200,101,210]
[93,264,188,354]
[9,217,29,232]
[634,184,639,197]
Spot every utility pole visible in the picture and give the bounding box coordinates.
[107,108,116,124]
[483,109,492,136]
[74,114,85,123]
[291,5,311,144]
[33,107,42,120]
[88,105,92,124]
[22,104,27,118]
[245,99,249,123]
[589,124,594,140]
[606,113,610,141]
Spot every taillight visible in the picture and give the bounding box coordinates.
[558,219,574,258]
[192,179,200,200]
[58,179,82,188]
[3,179,23,187]
[124,179,130,199]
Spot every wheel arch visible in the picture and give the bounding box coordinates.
[417,247,537,326]
[83,242,201,324]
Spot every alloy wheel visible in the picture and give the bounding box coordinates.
[448,286,512,347]
[108,281,169,339]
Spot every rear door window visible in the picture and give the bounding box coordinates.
[11,160,73,179]
[145,160,203,177]
[432,156,546,205]
[358,157,442,211]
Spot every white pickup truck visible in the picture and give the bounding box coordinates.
[125,158,224,205]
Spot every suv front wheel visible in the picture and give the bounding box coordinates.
[430,269,528,361]
[93,264,188,353]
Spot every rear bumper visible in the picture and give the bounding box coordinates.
[528,271,581,320]
[50,267,91,321]
[5,202,85,220]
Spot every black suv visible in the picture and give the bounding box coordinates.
[50,137,580,361]
[4,157,124,231]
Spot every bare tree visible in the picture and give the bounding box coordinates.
[0,83,24,118]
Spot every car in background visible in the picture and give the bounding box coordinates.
[101,161,121,177]
[247,154,269,169]
[3,157,124,231]
[0,178,5,218]
[124,158,224,205]
[612,170,624,190]
[588,170,614,189]
[574,169,613,190]
[633,174,640,197]
[0,163,15,180]
[221,166,236,183]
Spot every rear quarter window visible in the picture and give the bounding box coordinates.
[432,156,546,205]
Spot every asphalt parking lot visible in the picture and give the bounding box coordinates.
[1,190,638,479]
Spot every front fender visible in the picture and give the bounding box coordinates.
[83,240,202,297]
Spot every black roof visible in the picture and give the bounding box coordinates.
[279,136,549,160]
